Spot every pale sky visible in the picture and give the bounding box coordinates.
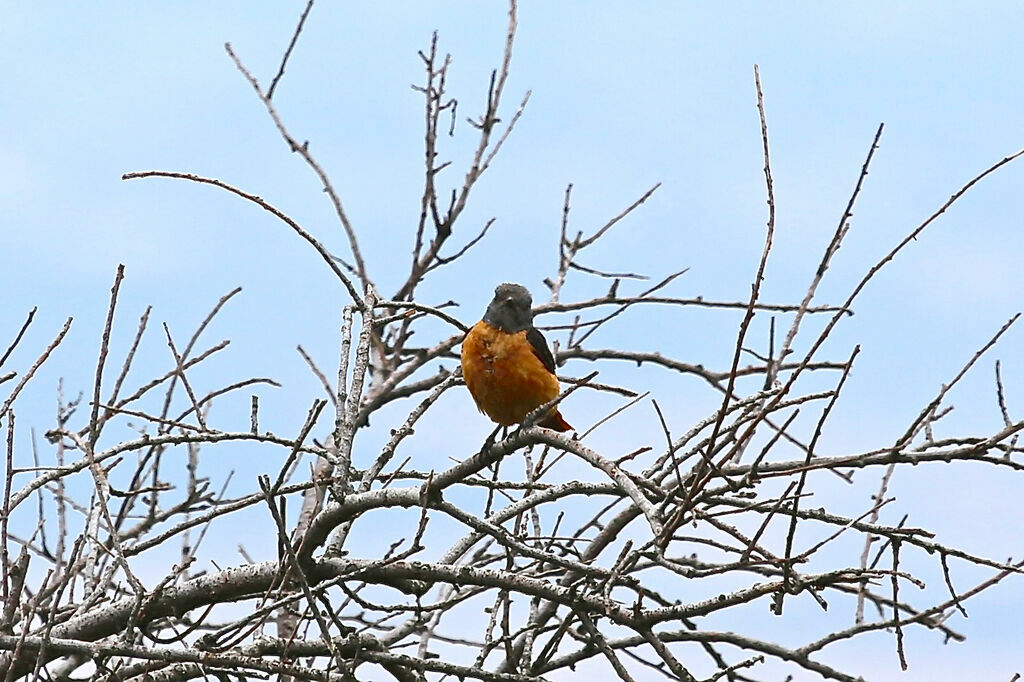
[2,3,1023,680]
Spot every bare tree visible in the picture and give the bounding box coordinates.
[2,3,1022,681]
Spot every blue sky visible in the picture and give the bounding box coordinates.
[2,2,1023,680]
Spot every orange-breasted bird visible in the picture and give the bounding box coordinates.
[461,283,573,432]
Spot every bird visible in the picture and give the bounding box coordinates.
[461,283,573,432]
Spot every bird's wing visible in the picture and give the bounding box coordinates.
[526,327,557,375]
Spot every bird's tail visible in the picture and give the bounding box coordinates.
[538,410,573,432]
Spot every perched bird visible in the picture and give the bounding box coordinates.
[461,283,573,431]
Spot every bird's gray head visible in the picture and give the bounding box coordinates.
[482,283,533,332]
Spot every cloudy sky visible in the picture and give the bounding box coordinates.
[2,2,1023,679]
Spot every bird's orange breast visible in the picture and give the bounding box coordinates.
[461,321,561,426]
